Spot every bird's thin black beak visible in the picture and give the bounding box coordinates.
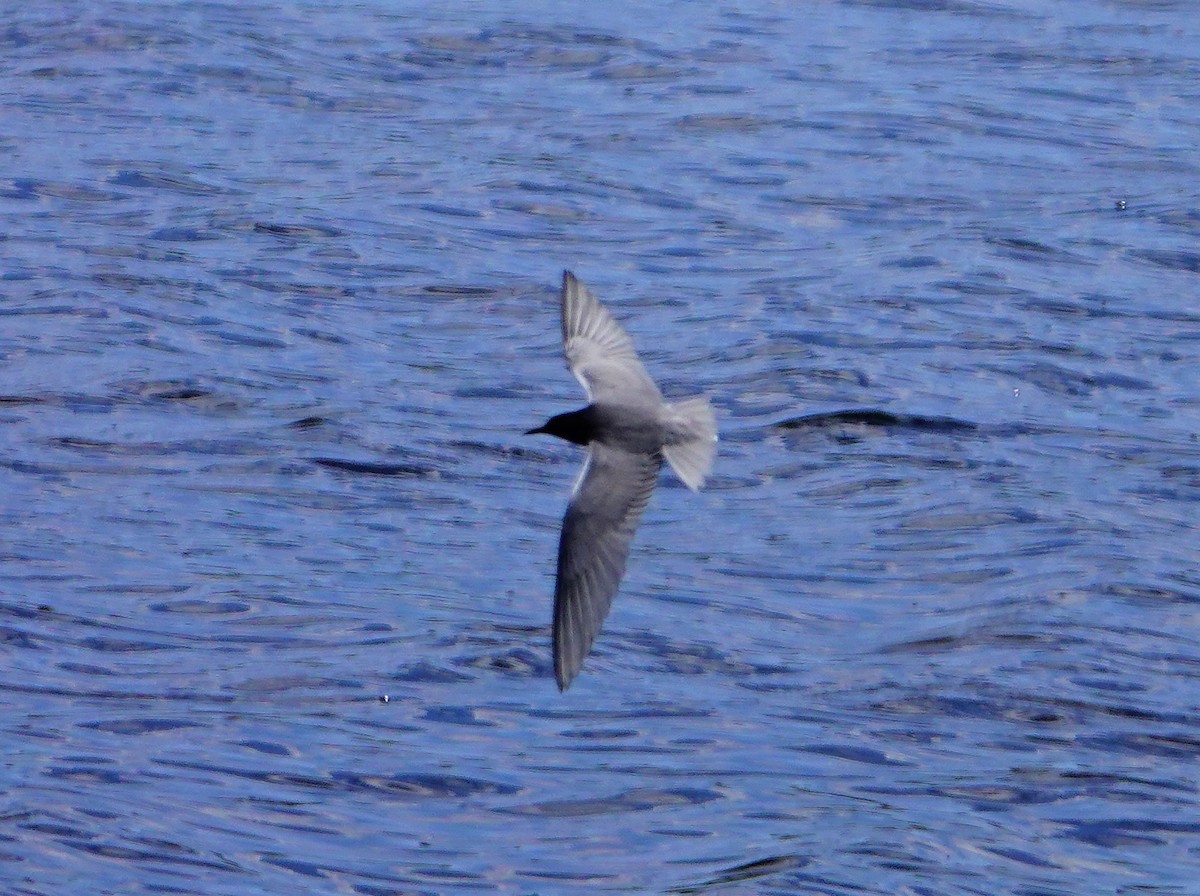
[525,425,544,436]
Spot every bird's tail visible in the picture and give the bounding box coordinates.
[662,396,717,491]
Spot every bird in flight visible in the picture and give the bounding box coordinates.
[527,271,717,690]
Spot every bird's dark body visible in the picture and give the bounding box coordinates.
[533,403,665,454]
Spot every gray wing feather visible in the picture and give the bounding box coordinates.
[553,442,662,690]
[561,271,661,404]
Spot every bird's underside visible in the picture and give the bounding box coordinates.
[532,271,717,691]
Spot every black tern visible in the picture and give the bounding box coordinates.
[527,271,717,690]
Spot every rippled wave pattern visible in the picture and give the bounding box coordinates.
[3,2,1198,894]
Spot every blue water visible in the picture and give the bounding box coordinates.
[3,2,1198,894]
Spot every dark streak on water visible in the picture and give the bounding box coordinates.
[2,2,1199,896]
[774,408,979,432]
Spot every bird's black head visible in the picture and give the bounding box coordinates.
[525,406,596,446]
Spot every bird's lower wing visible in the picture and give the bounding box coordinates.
[553,443,662,690]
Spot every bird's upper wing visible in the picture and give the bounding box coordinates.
[561,271,661,404]
[553,441,662,690]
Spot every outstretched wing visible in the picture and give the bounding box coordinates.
[553,442,662,690]
[561,270,661,404]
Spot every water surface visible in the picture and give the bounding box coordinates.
[2,2,1198,894]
